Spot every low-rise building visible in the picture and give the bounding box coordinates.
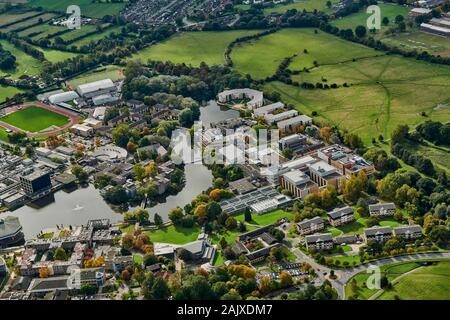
[393,225,422,240]
[71,124,93,137]
[363,226,392,243]
[280,169,318,199]
[305,233,333,251]
[369,203,396,217]
[308,160,342,189]
[327,206,354,227]
[297,216,324,235]
[277,115,312,133]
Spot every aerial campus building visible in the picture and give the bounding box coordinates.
[76,79,116,99]
[217,88,264,109]
[48,91,79,104]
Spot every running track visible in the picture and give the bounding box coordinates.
[0,101,80,137]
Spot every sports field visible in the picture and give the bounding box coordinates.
[28,0,127,18]
[0,40,42,79]
[331,3,410,31]
[263,0,340,15]
[0,105,70,132]
[378,261,450,300]
[264,54,450,144]
[132,30,260,66]
[231,28,379,79]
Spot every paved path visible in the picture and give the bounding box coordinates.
[0,101,79,137]
[291,248,450,299]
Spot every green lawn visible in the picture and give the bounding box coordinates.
[345,261,423,300]
[145,225,201,245]
[132,30,261,67]
[235,209,294,226]
[263,0,340,15]
[0,85,23,103]
[213,251,225,266]
[0,105,70,132]
[28,0,127,18]
[377,261,450,300]
[331,2,410,31]
[232,28,379,79]
[0,39,43,79]
[66,65,123,89]
[264,53,450,144]
[56,24,105,42]
[34,45,78,63]
[18,23,64,40]
[0,127,10,142]
[133,254,143,266]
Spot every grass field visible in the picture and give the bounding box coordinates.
[0,106,70,132]
[379,31,450,58]
[28,0,127,18]
[66,65,123,88]
[132,30,260,66]
[231,28,379,79]
[345,261,423,299]
[0,39,42,79]
[0,127,10,142]
[235,209,294,226]
[0,85,23,103]
[144,225,201,244]
[55,24,105,42]
[18,23,65,40]
[264,54,450,144]
[34,46,78,62]
[3,12,57,32]
[331,2,410,31]
[263,0,340,15]
[0,10,39,26]
[377,261,450,300]
[71,25,123,47]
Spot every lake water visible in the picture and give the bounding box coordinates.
[3,100,238,239]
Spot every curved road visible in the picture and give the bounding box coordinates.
[291,247,450,299]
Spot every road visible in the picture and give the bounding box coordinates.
[290,248,450,299]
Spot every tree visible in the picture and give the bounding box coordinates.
[54,247,68,261]
[279,271,293,288]
[143,253,158,266]
[71,165,89,183]
[152,277,170,299]
[225,216,238,230]
[80,284,98,295]
[219,236,228,249]
[382,17,389,25]
[112,124,131,148]
[179,108,194,127]
[39,266,50,278]
[355,25,367,38]
[244,207,252,222]
[154,213,163,226]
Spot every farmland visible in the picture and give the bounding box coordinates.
[263,0,340,15]
[264,54,450,144]
[71,25,123,47]
[0,105,70,132]
[2,12,57,32]
[17,23,65,40]
[28,0,127,18]
[132,30,260,67]
[231,28,380,79]
[0,9,40,26]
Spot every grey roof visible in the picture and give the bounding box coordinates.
[76,79,115,95]
[0,216,22,239]
[369,203,396,211]
[364,226,392,237]
[394,225,422,235]
[327,206,353,220]
[260,232,277,245]
[305,233,333,243]
[298,216,324,230]
[334,235,357,244]
[29,276,69,293]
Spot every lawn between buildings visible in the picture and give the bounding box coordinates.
[0,105,70,132]
[345,260,450,300]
